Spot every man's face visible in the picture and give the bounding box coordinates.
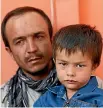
[5,12,52,75]
[55,49,96,92]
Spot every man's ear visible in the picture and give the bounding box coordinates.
[50,38,53,43]
[5,47,14,59]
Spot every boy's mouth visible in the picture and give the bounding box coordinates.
[65,80,77,84]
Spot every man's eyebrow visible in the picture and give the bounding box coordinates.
[33,31,46,35]
[26,31,46,37]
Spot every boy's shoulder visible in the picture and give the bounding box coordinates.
[94,86,103,94]
[76,76,103,96]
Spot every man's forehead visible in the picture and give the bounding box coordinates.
[5,12,49,42]
[5,12,48,33]
[6,12,45,24]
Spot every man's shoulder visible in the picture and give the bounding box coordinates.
[0,81,10,107]
[96,76,103,89]
[0,81,10,92]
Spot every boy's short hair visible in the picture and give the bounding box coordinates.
[53,24,103,67]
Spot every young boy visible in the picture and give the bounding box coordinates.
[33,24,103,107]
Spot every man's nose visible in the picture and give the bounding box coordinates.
[66,66,76,77]
[27,38,38,53]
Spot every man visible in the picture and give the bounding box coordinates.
[1,6,59,107]
[0,6,103,107]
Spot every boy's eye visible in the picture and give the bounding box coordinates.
[59,62,67,66]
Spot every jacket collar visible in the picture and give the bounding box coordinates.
[73,76,98,97]
[48,76,98,99]
[48,84,66,99]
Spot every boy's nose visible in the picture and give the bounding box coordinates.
[66,66,76,77]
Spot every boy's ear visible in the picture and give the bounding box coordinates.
[91,64,98,75]
[92,64,98,71]
[5,47,14,59]
[94,64,98,69]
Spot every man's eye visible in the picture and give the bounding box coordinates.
[35,34,44,39]
[15,40,24,45]
[76,64,85,68]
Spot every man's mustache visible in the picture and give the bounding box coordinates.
[25,52,44,62]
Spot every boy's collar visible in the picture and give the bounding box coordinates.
[72,76,98,97]
[48,76,98,99]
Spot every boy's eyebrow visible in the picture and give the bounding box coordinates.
[56,59,87,63]
[56,59,67,62]
[74,61,87,64]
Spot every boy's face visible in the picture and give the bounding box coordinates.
[55,49,96,92]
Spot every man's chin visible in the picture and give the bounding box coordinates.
[24,64,49,76]
[26,70,45,76]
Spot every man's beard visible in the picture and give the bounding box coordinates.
[22,60,53,77]
[26,64,50,76]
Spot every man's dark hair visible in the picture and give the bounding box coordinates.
[1,6,53,47]
[53,24,103,67]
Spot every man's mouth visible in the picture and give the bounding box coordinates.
[27,57,42,63]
